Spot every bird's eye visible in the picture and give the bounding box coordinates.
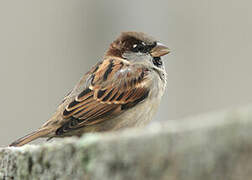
[132,44,138,49]
[131,42,157,53]
[132,43,145,53]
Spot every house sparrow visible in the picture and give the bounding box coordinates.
[9,32,170,147]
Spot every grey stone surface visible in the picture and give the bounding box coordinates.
[1,105,252,180]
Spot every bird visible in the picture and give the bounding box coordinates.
[9,31,170,147]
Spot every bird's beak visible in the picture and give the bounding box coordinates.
[150,42,170,57]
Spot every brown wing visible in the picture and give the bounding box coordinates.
[56,58,151,136]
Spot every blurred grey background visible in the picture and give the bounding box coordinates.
[0,0,252,146]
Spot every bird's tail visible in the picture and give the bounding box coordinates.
[9,128,51,147]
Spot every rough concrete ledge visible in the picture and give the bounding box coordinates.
[1,105,252,180]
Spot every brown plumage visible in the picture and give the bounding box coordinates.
[9,31,170,147]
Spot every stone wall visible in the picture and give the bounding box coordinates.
[1,105,252,180]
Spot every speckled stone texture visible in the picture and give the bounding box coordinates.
[1,105,252,180]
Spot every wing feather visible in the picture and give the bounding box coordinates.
[56,58,151,135]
